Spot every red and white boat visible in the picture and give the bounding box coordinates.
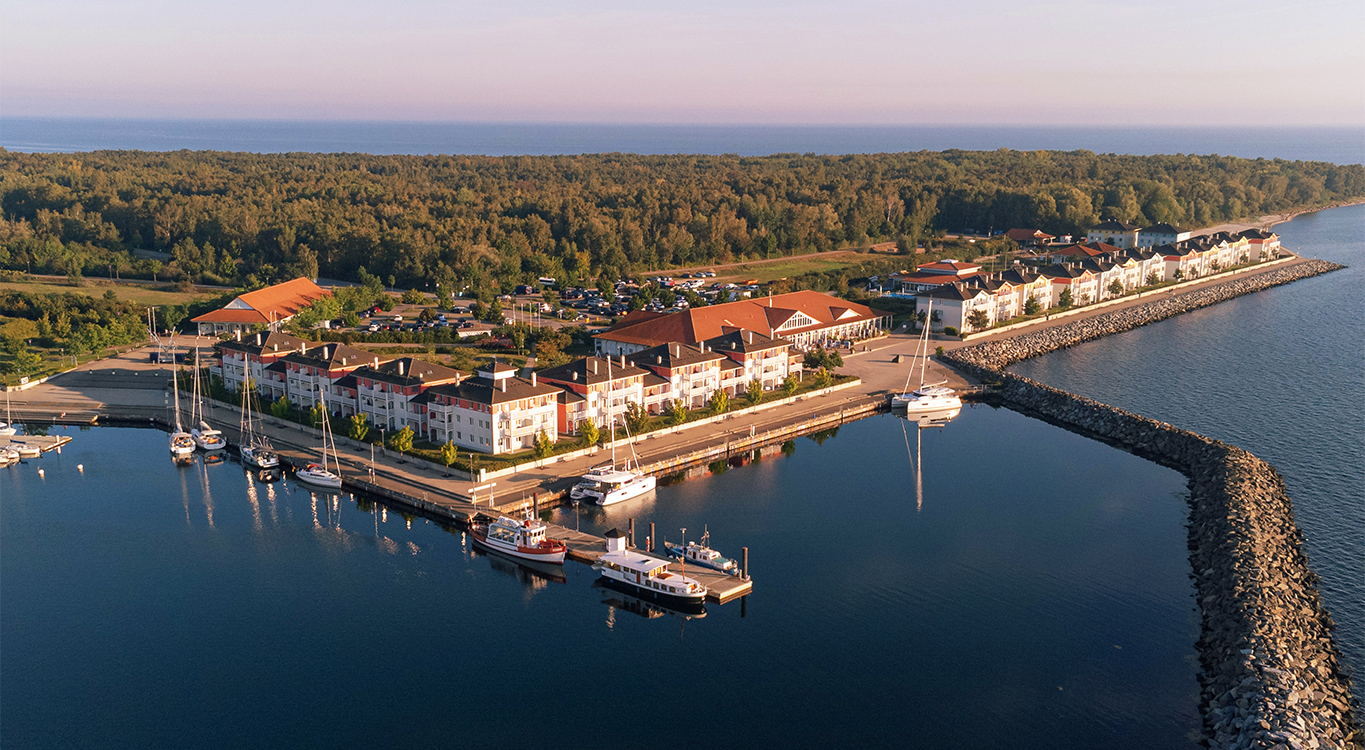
[470,516,568,564]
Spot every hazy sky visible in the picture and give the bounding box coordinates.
[4,0,1362,125]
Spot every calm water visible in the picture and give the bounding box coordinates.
[2,408,1200,749]
[1014,203,1365,678]
[2,119,1361,164]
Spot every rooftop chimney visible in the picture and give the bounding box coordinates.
[572,371,579,381]
[273,343,278,351]
[500,378,506,392]
[531,372,537,386]
[592,360,598,375]
[398,361,405,376]
[656,355,662,364]
[234,330,241,341]
[619,354,625,368]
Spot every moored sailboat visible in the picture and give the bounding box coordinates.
[1,389,16,436]
[188,348,227,451]
[237,377,278,469]
[293,388,342,490]
[892,299,962,413]
[168,346,196,457]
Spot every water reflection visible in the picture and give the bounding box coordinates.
[594,578,706,621]
[470,546,568,589]
[898,407,959,512]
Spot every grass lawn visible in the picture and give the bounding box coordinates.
[0,279,215,307]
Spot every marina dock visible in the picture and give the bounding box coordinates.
[1,434,74,454]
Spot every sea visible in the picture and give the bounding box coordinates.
[1,119,1362,164]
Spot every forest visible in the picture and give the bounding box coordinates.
[1,148,1360,294]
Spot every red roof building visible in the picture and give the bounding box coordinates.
[192,277,330,335]
[593,290,889,355]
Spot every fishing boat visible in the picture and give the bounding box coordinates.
[188,349,227,451]
[168,349,196,457]
[593,529,707,606]
[237,377,278,469]
[293,388,342,490]
[664,527,739,575]
[1,390,16,436]
[891,299,963,412]
[469,515,568,564]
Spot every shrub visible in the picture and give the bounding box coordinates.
[943,326,958,336]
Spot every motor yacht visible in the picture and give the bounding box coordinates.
[470,515,567,564]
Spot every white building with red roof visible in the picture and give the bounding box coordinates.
[593,290,889,356]
[890,260,984,294]
[192,277,330,335]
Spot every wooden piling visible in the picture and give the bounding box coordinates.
[628,517,635,548]
[742,546,749,580]
[649,522,656,552]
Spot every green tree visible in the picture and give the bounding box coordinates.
[1024,296,1042,316]
[813,367,833,389]
[624,401,649,434]
[402,288,426,304]
[269,396,292,419]
[348,413,370,441]
[1172,269,1184,281]
[782,373,799,398]
[36,312,52,338]
[1058,288,1074,308]
[377,294,396,312]
[1108,279,1125,297]
[667,398,688,426]
[707,389,729,415]
[532,430,553,458]
[440,440,459,473]
[309,402,326,428]
[804,347,844,371]
[388,425,414,453]
[580,417,599,446]
[745,379,764,405]
[966,309,991,331]
[1145,272,1161,287]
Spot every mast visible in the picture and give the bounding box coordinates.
[606,356,617,469]
[918,300,934,390]
[170,337,184,431]
[190,347,204,426]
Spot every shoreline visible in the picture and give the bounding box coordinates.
[941,259,1360,748]
[1197,198,1365,236]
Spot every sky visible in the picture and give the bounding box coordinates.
[3,0,1363,126]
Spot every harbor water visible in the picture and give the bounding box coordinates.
[1013,203,1365,680]
[2,406,1200,748]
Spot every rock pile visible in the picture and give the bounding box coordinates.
[944,261,1361,749]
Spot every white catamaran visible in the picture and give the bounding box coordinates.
[293,387,342,490]
[568,359,656,506]
[238,378,278,469]
[188,348,227,451]
[891,299,963,412]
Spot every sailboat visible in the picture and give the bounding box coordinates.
[168,343,196,457]
[188,348,227,451]
[238,378,279,469]
[293,387,342,490]
[1,389,16,436]
[891,299,962,412]
[568,359,656,506]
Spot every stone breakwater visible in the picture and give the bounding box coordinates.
[956,259,1347,370]
[944,260,1360,749]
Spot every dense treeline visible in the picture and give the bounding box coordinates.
[1,149,1360,293]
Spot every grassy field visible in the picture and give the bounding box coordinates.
[0,279,216,307]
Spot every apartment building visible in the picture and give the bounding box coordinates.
[537,356,648,436]
[421,362,560,454]
[216,331,310,399]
